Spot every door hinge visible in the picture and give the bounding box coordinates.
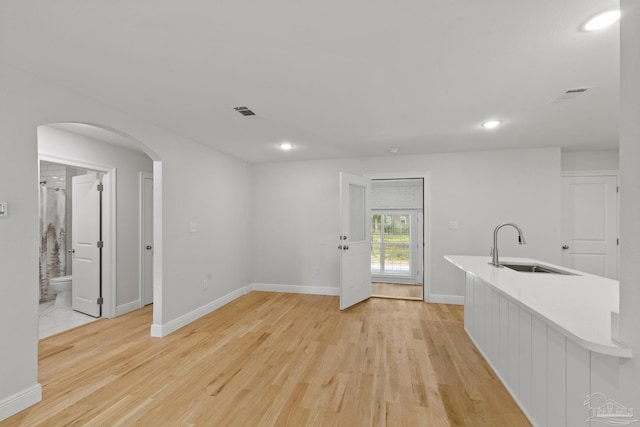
[97,297,104,305]
[617,238,620,245]
[97,183,104,192]
[617,186,619,193]
[97,241,104,248]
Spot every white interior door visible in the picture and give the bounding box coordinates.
[561,175,618,279]
[72,173,101,317]
[141,172,153,306]
[339,172,371,310]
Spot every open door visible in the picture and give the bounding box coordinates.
[72,173,102,317]
[339,172,371,310]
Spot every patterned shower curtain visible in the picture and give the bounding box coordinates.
[39,187,67,302]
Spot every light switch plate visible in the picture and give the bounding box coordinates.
[0,202,7,217]
[189,222,197,233]
[448,221,459,230]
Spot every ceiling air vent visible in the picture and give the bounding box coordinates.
[548,87,592,103]
[233,106,257,117]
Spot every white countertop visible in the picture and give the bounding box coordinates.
[445,255,631,358]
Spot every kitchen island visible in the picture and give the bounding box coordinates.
[445,255,631,426]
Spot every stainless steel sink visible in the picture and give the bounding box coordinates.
[500,263,577,275]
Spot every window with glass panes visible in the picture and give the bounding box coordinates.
[371,213,411,275]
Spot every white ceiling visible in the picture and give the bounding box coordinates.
[0,1,620,163]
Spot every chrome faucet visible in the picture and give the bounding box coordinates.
[491,223,526,267]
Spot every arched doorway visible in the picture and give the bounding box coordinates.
[36,122,162,336]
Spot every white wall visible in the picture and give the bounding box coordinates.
[38,125,153,307]
[250,148,561,298]
[561,149,619,171]
[0,63,251,420]
[159,136,250,323]
[618,0,640,415]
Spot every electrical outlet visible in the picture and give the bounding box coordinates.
[189,222,197,233]
[203,279,208,289]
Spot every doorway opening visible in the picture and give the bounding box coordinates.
[37,122,161,339]
[139,171,153,306]
[369,178,424,301]
[38,160,104,338]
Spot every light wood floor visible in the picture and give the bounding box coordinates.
[371,282,423,300]
[5,292,530,426]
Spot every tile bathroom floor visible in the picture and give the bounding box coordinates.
[39,302,99,339]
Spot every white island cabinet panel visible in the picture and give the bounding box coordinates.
[566,340,590,426]
[464,273,474,335]
[518,308,533,413]
[508,301,520,396]
[499,295,509,376]
[531,317,548,426]
[547,328,567,427]
[482,284,491,357]
[473,278,486,351]
[590,352,622,401]
[446,255,631,427]
[488,286,500,364]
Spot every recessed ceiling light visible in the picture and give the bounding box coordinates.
[278,142,293,151]
[582,9,620,32]
[481,120,502,129]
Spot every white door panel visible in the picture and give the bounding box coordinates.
[571,254,606,277]
[72,173,101,317]
[339,173,371,310]
[561,175,618,279]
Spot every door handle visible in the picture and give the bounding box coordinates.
[338,245,343,250]
[338,245,349,251]
[562,245,569,250]
[146,245,153,250]
[344,245,349,250]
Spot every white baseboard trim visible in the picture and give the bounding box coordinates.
[426,294,464,305]
[0,384,42,422]
[251,283,340,296]
[150,324,163,337]
[116,300,141,317]
[150,285,252,337]
[148,284,456,338]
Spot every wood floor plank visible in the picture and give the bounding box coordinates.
[4,292,530,426]
[371,282,423,300]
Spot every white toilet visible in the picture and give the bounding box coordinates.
[50,275,72,309]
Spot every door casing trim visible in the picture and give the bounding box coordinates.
[365,172,431,303]
[38,154,117,318]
